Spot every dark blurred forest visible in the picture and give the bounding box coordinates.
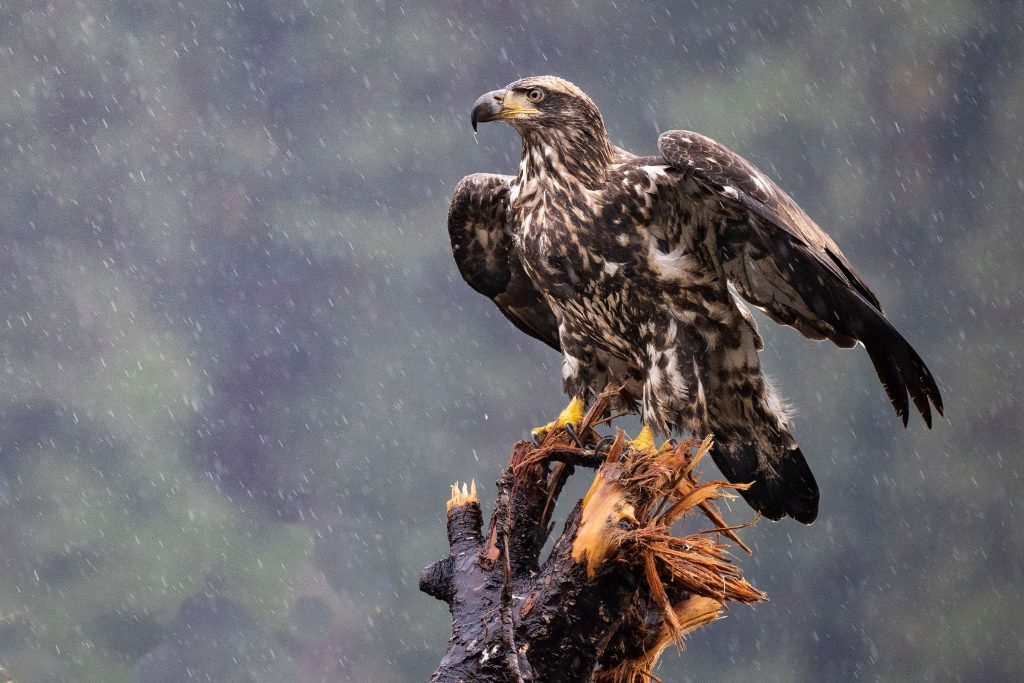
[0,1,1021,681]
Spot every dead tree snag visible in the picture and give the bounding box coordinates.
[421,392,764,682]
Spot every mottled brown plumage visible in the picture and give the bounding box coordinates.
[450,76,943,523]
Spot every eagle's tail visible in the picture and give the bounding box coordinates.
[711,441,819,524]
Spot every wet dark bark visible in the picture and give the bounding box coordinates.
[420,442,648,683]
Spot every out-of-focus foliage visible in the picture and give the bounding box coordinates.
[0,1,1020,681]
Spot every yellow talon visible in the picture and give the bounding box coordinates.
[531,396,586,441]
[559,396,586,426]
[628,425,657,452]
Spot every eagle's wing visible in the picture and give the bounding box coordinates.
[448,173,560,351]
[658,130,942,426]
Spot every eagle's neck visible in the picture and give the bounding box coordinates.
[515,125,613,194]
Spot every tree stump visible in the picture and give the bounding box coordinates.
[420,393,764,682]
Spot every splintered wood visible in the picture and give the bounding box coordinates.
[572,432,764,644]
[446,479,478,511]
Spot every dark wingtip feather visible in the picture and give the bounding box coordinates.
[868,348,910,426]
[919,358,944,422]
[932,386,945,416]
[907,357,934,428]
[915,391,933,428]
[864,325,944,429]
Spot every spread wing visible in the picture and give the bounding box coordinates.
[448,173,560,351]
[658,131,943,426]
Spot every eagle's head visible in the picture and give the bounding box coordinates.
[471,76,611,181]
[471,76,602,133]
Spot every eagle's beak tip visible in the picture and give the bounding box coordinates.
[471,90,504,131]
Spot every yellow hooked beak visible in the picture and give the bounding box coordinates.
[471,89,539,131]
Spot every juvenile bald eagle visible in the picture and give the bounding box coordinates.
[449,76,942,523]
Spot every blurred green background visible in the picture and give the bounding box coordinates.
[0,1,1020,681]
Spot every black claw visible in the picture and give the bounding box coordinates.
[593,435,616,457]
[564,424,584,448]
[531,432,542,448]
[668,438,678,449]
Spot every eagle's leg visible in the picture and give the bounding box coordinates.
[530,396,586,444]
[531,334,610,444]
[629,324,707,453]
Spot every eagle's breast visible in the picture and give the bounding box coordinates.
[508,161,663,352]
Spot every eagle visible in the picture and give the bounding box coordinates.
[448,76,942,523]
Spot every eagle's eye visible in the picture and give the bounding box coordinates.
[526,88,545,103]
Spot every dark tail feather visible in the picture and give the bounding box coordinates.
[712,442,819,524]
